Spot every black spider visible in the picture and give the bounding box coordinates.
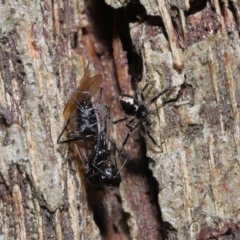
[114,82,171,150]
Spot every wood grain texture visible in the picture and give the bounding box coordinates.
[124,1,240,239]
[1,0,240,239]
[0,0,100,239]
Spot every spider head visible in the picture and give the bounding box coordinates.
[136,104,148,119]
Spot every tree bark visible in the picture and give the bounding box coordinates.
[1,0,240,240]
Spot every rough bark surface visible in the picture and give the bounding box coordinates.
[1,0,240,240]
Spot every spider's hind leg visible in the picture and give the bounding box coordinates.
[120,118,139,151]
[142,121,162,150]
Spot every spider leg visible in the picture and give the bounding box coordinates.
[142,121,161,148]
[142,82,150,92]
[121,118,139,151]
[147,87,171,106]
[137,82,156,102]
[126,117,138,129]
[113,117,128,124]
[136,82,149,101]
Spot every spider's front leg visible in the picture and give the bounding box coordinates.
[136,81,157,102]
[113,117,128,124]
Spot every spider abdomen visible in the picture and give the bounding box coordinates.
[119,95,139,116]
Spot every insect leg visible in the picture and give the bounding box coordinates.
[98,87,103,103]
[57,115,95,144]
[104,138,127,179]
[112,142,128,177]
[57,115,77,144]
[142,82,150,92]
[91,162,110,177]
[84,170,103,187]
[108,139,119,169]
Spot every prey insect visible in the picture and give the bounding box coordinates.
[57,65,127,186]
[76,130,127,186]
[114,82,171,151]
[57,66,104,145]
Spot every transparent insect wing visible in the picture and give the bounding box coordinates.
[58,66,104,146]
[77,65,103,95]
[63,66,103,120]
[74,143,89,170]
